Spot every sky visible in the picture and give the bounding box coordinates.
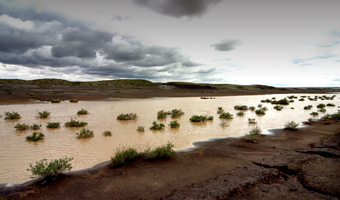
[0,0,339,87]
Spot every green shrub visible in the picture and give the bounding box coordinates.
[157,110,167,119]
[27,157,73,179]
[37,110,50,118]
[271,98,289,105]
[51,99,61,103]
[4,111,21,119]
[310,112,319,116]
[70,99,78,102]
[26,132,45,141]
[169,120,180,128]
[219,112,233,119]
[14,123,30,131]
[207,116,214,120]
[190,115,209,122]
[242,126,262,143]
[217,107,224,114]
[137,125,145,132]
[318,108,326,113]
[77,109,88,115]
[317,103,326,108]
[299,98,305,101]
[274,105,283,111]
[304,105,313,110]
[47,122,61,128]
[144,142,176,159]
[103,131,112,136]
[326,103,335,107]
[284,121,299,130]
[117,113,137,120]
[237,111,245,116]
[150,121,165,130]
[30,124,42,130]
[261,107,268,111]
[234,105,248,110]
[64,119,88,127]
[76,128,94,138]
[255,109,265,115]
[249,106,256,111]
[258,104,262,108]
[111,147,139,166]
[248,118,257,124]
[307,118,317,122]
[171,109,184,118]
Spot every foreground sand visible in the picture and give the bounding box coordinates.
[0,84,339,199]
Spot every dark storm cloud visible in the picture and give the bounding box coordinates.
[211,39,242,52]
[0,2,201,80]
[134,0,222,18]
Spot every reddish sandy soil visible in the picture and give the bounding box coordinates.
[0,85,339,199]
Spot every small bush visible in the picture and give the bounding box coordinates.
[157,110,167,119]
[190,115,209,122]
[111,147,139,166]
[27,157,73,179]
[171,109,184,118]
[326,103,335,107]
[310,112,319,116]
[117,113,137,120]
[219,112,233,119]
[4,111,21,119]
[46,122,61,128]
[271,98,289,105]
[248,118,257,124]
[234,105,248,110]
[217,107,224,114]
[30,124,42,130]
[77,109,88,115]
[304,105,313,110]
[150,121,165,130]
[26,132,45,141]
[318,108,326,113]
[299,98,305,101]
[207,116,214,120]
[37,110,50,118]
[70,99,78,102]
[64,119,88,127]
[242,126,262,143]
[144,142,176,159]
[249,106,256,111]
[284,121,299,130]
[317,103,326,108]
[255,109,265,115]
[103,131,112,136]
[308,118,317,122]
[257,104,262,108]
[137,125,145,132]
[76,128,94,138]
[51,99,61,103]
[237,111,245,116]
[14,123,30,131]
[169,120,180,128]
[274,105,283,111]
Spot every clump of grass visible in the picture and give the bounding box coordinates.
[207,116,214,120]
[317,103,326,109]
[255,109,265,115]
[144,142,176,159]
[326,103,335,107]
[304,105,313,110]
[219,112,233,119]
[249,106,256,111]
[51,99,61,103]
[157,110,167,119]
[137,125,145,132]
[77,109,88,115]
[117,113,137,120]
[150,121,165,130]
[261,107,268,111]
[299,98,305,101]
[103,131,112,136]
[169,120,180,128]
[70,99,78,103]
[64,119,88,127]
[171,109,184,118]
[284,121,299,130]
[242,126,262,143]
[37,110,50,118]
[234,105,249,110]
[237,111,245,116]
[257,104,262,108]
[30,124,42,130]
[248,118,257,124]
[111,147,139,166]
[310,112,319,116]
[46,122,61,128]
[318,108,326,113]
[76,128,94,138]
[26,132,45,141]
[190,115,212,122]
[271,98,289,105]
[308,118,317,122]
[219,122,229,126]
[217,107,224,114]
[273,105,283,111]
[4,111,21,119]
[14,123,30,131]
[27,157,73,179]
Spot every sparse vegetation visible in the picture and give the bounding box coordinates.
[304,105,313,110]
[273,105,283,111]
[190,115,211,122]
[46,122,61,128]
[171,109,184,118]
[219,122,229,126]
[242,126,262,143]
[30,124,42,130]
[4,111,21,119]
[217,107,224,114]
[26,132,45,141]
[219,112,233,119]
[111,147,139,166]
[249,106,256,111]
[248,118,257,124]
[310,112,319,116]
[77,109,88,115]
[137,125,145,132]
[271,98,289,105]
[318,108,326,113]
[150,121,165,130]
[76,128,94,138]
[14,123,30,131]
[234,105,248,110]
[326,103,335,107]
[51,99,61,103]
[255,109,265,115]
[103,131,112,136]
[157,110,167,119]
[144,142,176,159]
[237,111,245,116]
[117,113,137,120]
[70,99,78,102]
[64,119,88,127]
[27,157,73,179]
[317,103,326,109]
[37,110,50,118]
[169,120,180,128]
[284,121,299,130]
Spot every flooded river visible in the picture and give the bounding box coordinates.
[0,94,339,184]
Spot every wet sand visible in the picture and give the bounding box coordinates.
[0,84,340,199]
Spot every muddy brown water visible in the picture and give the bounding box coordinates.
[0,94,339,184]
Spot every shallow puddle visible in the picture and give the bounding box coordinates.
[0,93,339,184]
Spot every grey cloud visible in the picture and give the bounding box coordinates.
[197,67,216,73]
[111,14,130,21]
[134,0,222,18]
[211,39,242,52]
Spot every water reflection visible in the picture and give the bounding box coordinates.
[0,93,339,184]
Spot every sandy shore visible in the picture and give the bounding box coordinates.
[0,84,339,199]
